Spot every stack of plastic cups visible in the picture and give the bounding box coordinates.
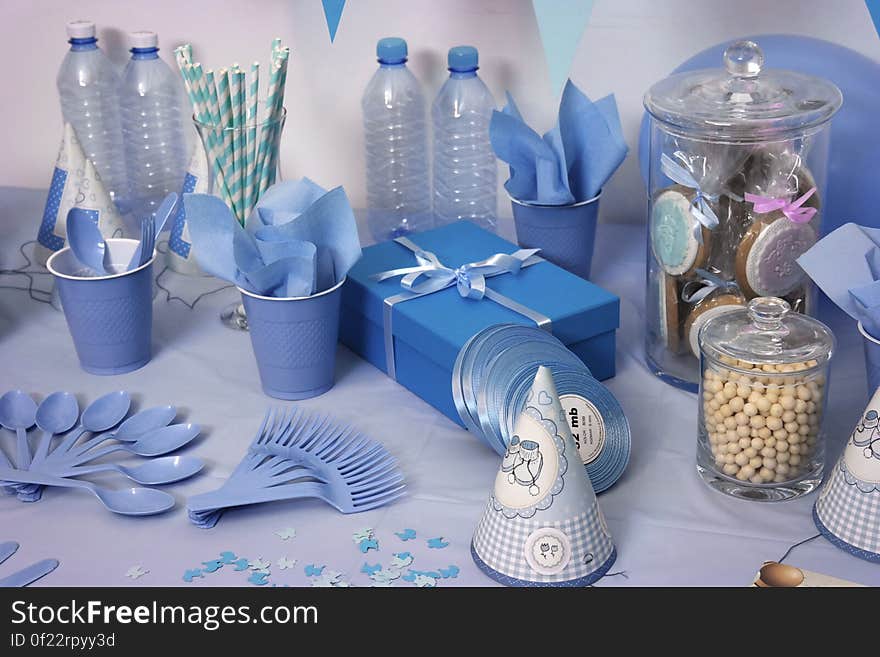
[46,239,154,375]
[510,192,601,280]
[453,323,630,493]
[239,278,345,400]
[859,322,880,396]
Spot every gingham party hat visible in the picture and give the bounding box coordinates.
[471,366,616,586]
[165,143,210,275]
[36,122,125,265]
[814,386,880,562]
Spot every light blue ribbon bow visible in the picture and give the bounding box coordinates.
[372,241,540,300]
[680,268,740,304]
[660,153,720,243]
[370,236,550,380]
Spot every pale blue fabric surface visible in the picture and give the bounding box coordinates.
[1,186,877,587]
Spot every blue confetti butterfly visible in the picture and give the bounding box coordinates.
[395,528,417,541]
[248,571,270,586]
[304,564,325,577]
[427,537,449,549]
[201,559,223,573]
[439,565,460,579]
[358,538,379,553]
[361,562,382,576]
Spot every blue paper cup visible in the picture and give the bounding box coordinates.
[239,278,344,400]
[46,239,154,375]
[511,192,601,280]
[859,322,880,396]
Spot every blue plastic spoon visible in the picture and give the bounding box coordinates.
[66,208,108,275]
[50,391,130,457]
[68,423,201,465]
[70,405,176,456]
[59,455,204,486]
[0,558,59,587]
[0,541,19,566]
[0,467,175,516]
[0,390,37,470]
[32,392,79,465]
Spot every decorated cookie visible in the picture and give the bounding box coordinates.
[684,293,745,359]
[657,271,680,353]
[736,217,817,299]
[650,185,711,276]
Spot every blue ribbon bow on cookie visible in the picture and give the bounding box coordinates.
[660,153,720,244]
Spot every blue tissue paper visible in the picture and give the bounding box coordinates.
[490,80,628,205]
[340,221,620,424]
[183,178,362,297]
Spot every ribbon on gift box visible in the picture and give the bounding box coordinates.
[371,236,552,380]
[660,153,720,244]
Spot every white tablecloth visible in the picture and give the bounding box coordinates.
[1,186,877,587]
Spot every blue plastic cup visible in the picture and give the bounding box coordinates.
[860,322,880,397]
[511,192,601,280]
[47,239,153,375]
[239,278,345,400]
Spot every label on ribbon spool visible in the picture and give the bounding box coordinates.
[560,394,605,465]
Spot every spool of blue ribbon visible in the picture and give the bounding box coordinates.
[452,324,630,492]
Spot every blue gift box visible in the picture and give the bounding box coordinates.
[340,221,619,425]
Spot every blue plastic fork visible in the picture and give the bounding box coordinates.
[187,407,405,527]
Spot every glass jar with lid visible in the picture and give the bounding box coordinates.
[697,296,835,501]
[643,40,842,391]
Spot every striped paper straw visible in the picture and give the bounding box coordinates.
[215,68,239,220]
[176,55,233,208]
[230,68,247,223]
[256,47,289,198]
[244,62,259,217]
[192,65,230,203]
[203,68,234,209]
[253,58,283,202]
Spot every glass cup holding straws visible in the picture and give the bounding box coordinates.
[175,39,290,329]
[193,108,286,329]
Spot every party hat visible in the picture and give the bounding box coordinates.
[166,143,210,275]
[814,387,880,563]
[36,123,125,265]
[471,365,616,586]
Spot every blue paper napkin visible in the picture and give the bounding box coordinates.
[182,178,362,298]
[798,222,880,337]
[490,80,628,205]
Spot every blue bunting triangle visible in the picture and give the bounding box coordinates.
[868,1,880,39]
[532,0,594,96]
[321,0,346,43]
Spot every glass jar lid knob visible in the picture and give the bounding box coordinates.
[746,296,790,356]
[724,40,763,78]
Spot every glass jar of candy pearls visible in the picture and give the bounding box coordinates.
[697,296,834,501]
[643,40,841,391]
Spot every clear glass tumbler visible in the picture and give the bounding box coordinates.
[193,108,286,330]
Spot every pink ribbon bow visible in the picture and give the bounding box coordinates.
[744,187,818,224]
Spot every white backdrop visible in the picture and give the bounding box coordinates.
[3,0,879,223]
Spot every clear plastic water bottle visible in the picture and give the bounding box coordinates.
[432,46,497,231]
[119,31,188,224]
[362,37,432,240]
[56,20,126,206]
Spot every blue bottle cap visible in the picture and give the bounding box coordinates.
[448,45,478,72]
[377,37,407,64]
